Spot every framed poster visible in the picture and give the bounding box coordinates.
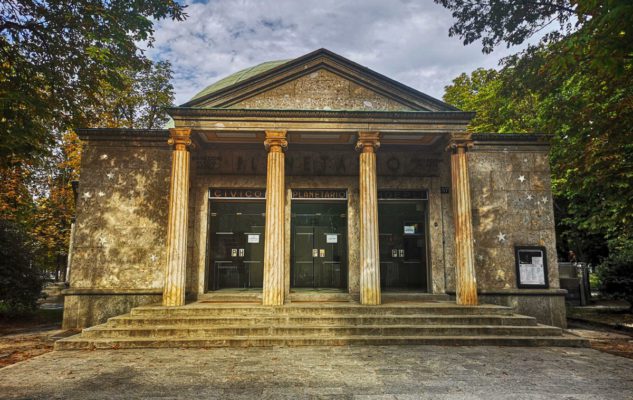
[515,246,549,289]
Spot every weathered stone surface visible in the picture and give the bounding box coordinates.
[63,294,161,329]
[232,69,415,111]
[468,144,561,317]
[3,346,632,399]
[63,138,171,328]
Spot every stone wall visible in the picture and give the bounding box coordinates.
[466,135,565,326]
[63,131,171,328]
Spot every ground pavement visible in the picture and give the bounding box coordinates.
[1,346,632,399]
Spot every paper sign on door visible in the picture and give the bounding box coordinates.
[326,234,338,244]
[247,234,260,243]
[404,225,415,234]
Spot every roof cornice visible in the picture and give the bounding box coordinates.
[168,107,474,122]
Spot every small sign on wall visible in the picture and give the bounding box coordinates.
[326,234,338,244]
[247,234,260,244]
[515,246,549,289]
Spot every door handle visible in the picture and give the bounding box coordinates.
[312,249,318,258]
[239,248,245,257]
[320,249,325,258]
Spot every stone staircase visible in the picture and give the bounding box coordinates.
[55,302,588,350]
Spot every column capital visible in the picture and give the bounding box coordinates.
[168,128,192,151]
[446,132,473,153]
[264,130,288,153]
[356,131,380,153]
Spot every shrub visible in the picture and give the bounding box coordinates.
[597,244,633,312]
[0,220,43,317]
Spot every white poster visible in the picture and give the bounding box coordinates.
[404,225,415,234]
[519,256,546,285]
[326,234,338,244]
[247,234,260,244]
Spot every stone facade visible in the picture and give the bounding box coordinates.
[63,131,171,328]
[64,50,567,329]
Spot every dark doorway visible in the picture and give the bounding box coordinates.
[378,200,428,291]
[291,201,347,289]
[207,201,265,290]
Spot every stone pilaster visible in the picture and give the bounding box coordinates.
[263,130,288,306]
[356,131,381,305]
[448,133,478,305]
[163,128,192,307]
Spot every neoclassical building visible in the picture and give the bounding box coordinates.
[62,49,568,337]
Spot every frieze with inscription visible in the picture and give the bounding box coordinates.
[194,150,441,177]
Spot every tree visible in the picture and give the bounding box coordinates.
[0,0,186,162]
[91,61,175,129]
[438,0,633,259]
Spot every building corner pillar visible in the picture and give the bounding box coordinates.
[448,133,478,305]
[356,131,381,305]
[263,130,287,306]
[163,128,192,307]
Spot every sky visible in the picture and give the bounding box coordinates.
[146,0,536,106]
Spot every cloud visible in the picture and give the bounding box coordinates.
[146,0,537,105]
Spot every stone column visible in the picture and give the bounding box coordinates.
[263,130,288,306]
[356,131,381,305]
[163,128,192,307]
[448,133,478,305]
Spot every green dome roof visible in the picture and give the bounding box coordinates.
[189,59,290,102]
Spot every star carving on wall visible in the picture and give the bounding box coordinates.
[518,175,526,183]
[497,232,507,242]
[541,196,549,204]
[150,254,158,263]
[97,191,105,197]
[83,192,92,199]
[526,194,534,201]
[98,236,108,246]
[100,154,108,160]
[106,172,115,180]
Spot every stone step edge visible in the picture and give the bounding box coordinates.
[132,303,512,310]
[111,313,536,323]
[86,324,558,333]
[54,334,589,350]
[129,308,516,316]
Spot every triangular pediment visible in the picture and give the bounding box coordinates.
[182,49,458,112]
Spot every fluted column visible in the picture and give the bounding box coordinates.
[262,130,287,306]
[356,131,381,305]
[448,133,478,305]
[163,128,192,307]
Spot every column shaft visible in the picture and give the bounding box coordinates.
[450,144,478,305]
[357,132,381,305]
[163,129,192,307]
[263,131,287,306]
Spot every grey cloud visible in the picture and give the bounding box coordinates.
[146,0,539,105]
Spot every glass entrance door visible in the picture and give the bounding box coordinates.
[208,201,265,290]
[291,202,347,288]
[378,201,428,291]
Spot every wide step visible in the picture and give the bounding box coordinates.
[55,301,589,350]
[107,314,538,327]
[55,334,588,350]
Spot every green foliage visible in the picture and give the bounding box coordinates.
[597,243,633,311]
[0,219,43,316]
[0,0,186,162]
[438,0,633,264]
[92,61,176,129]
